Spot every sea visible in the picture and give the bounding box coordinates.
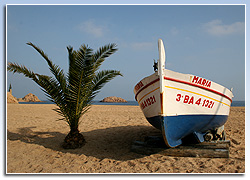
[19,100,245,107]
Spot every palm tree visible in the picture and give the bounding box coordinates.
[7,42,122,149]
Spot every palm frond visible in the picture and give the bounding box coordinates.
[92,70,123,96]
[7,62,69,122]
[36,74,69,121]
[27,42,67,95]
[7,62,39,82]
[92,43,118,71]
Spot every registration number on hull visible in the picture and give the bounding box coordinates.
[176,93,215,109]
[140,95,156,110]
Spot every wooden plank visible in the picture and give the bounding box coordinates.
[179,141,230,150]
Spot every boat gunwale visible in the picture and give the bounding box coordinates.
[134,76,232,103]
[134,77,159,101]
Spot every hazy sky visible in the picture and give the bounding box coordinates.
[7,4,245,101]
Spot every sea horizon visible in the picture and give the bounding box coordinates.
[18,100,245,107]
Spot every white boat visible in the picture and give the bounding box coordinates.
[134,39,234,148]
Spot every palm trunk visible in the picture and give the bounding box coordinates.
[62,128,86,149]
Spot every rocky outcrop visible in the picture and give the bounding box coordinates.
[18,93,41,102]
[7,92,19,104]
[100,96,127,103]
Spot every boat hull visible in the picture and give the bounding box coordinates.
[147,114,228,147]
[134,69,233,147]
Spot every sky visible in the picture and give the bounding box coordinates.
[6,4,245,101]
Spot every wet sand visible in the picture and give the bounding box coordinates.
[7,104,245,173]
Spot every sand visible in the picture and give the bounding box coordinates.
[7,104,245,173]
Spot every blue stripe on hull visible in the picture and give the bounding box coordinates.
[147,114,228,147]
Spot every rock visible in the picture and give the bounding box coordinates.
[7,92,19,104]
[17,98,24,102]
[100,96,127,103]
[18,93,41,102]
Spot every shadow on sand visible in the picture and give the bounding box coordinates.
[7,125,161,161]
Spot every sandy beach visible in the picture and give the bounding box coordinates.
[7,104,245,173]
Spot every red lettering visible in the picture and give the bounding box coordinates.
[197,78,202,85]
[206,81,211,88]
[192,76,211,88]
[188,96,194,104]
[202,100,206,107]
[202,79,206,86]
[140,95,156,110]
[143,101,146,108]
[208,101,213,108]
[146,99,151,106]
[176,94,181,102]
[192,76,199,83]
[183,95,189,103]
[150,97,153,104]
[205,100,209,107]
[140,102,144,109]
[175,93,214,109]
[195,98,201,106]
[135,81,144,92]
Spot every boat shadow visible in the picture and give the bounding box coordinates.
[7,125,161,161]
